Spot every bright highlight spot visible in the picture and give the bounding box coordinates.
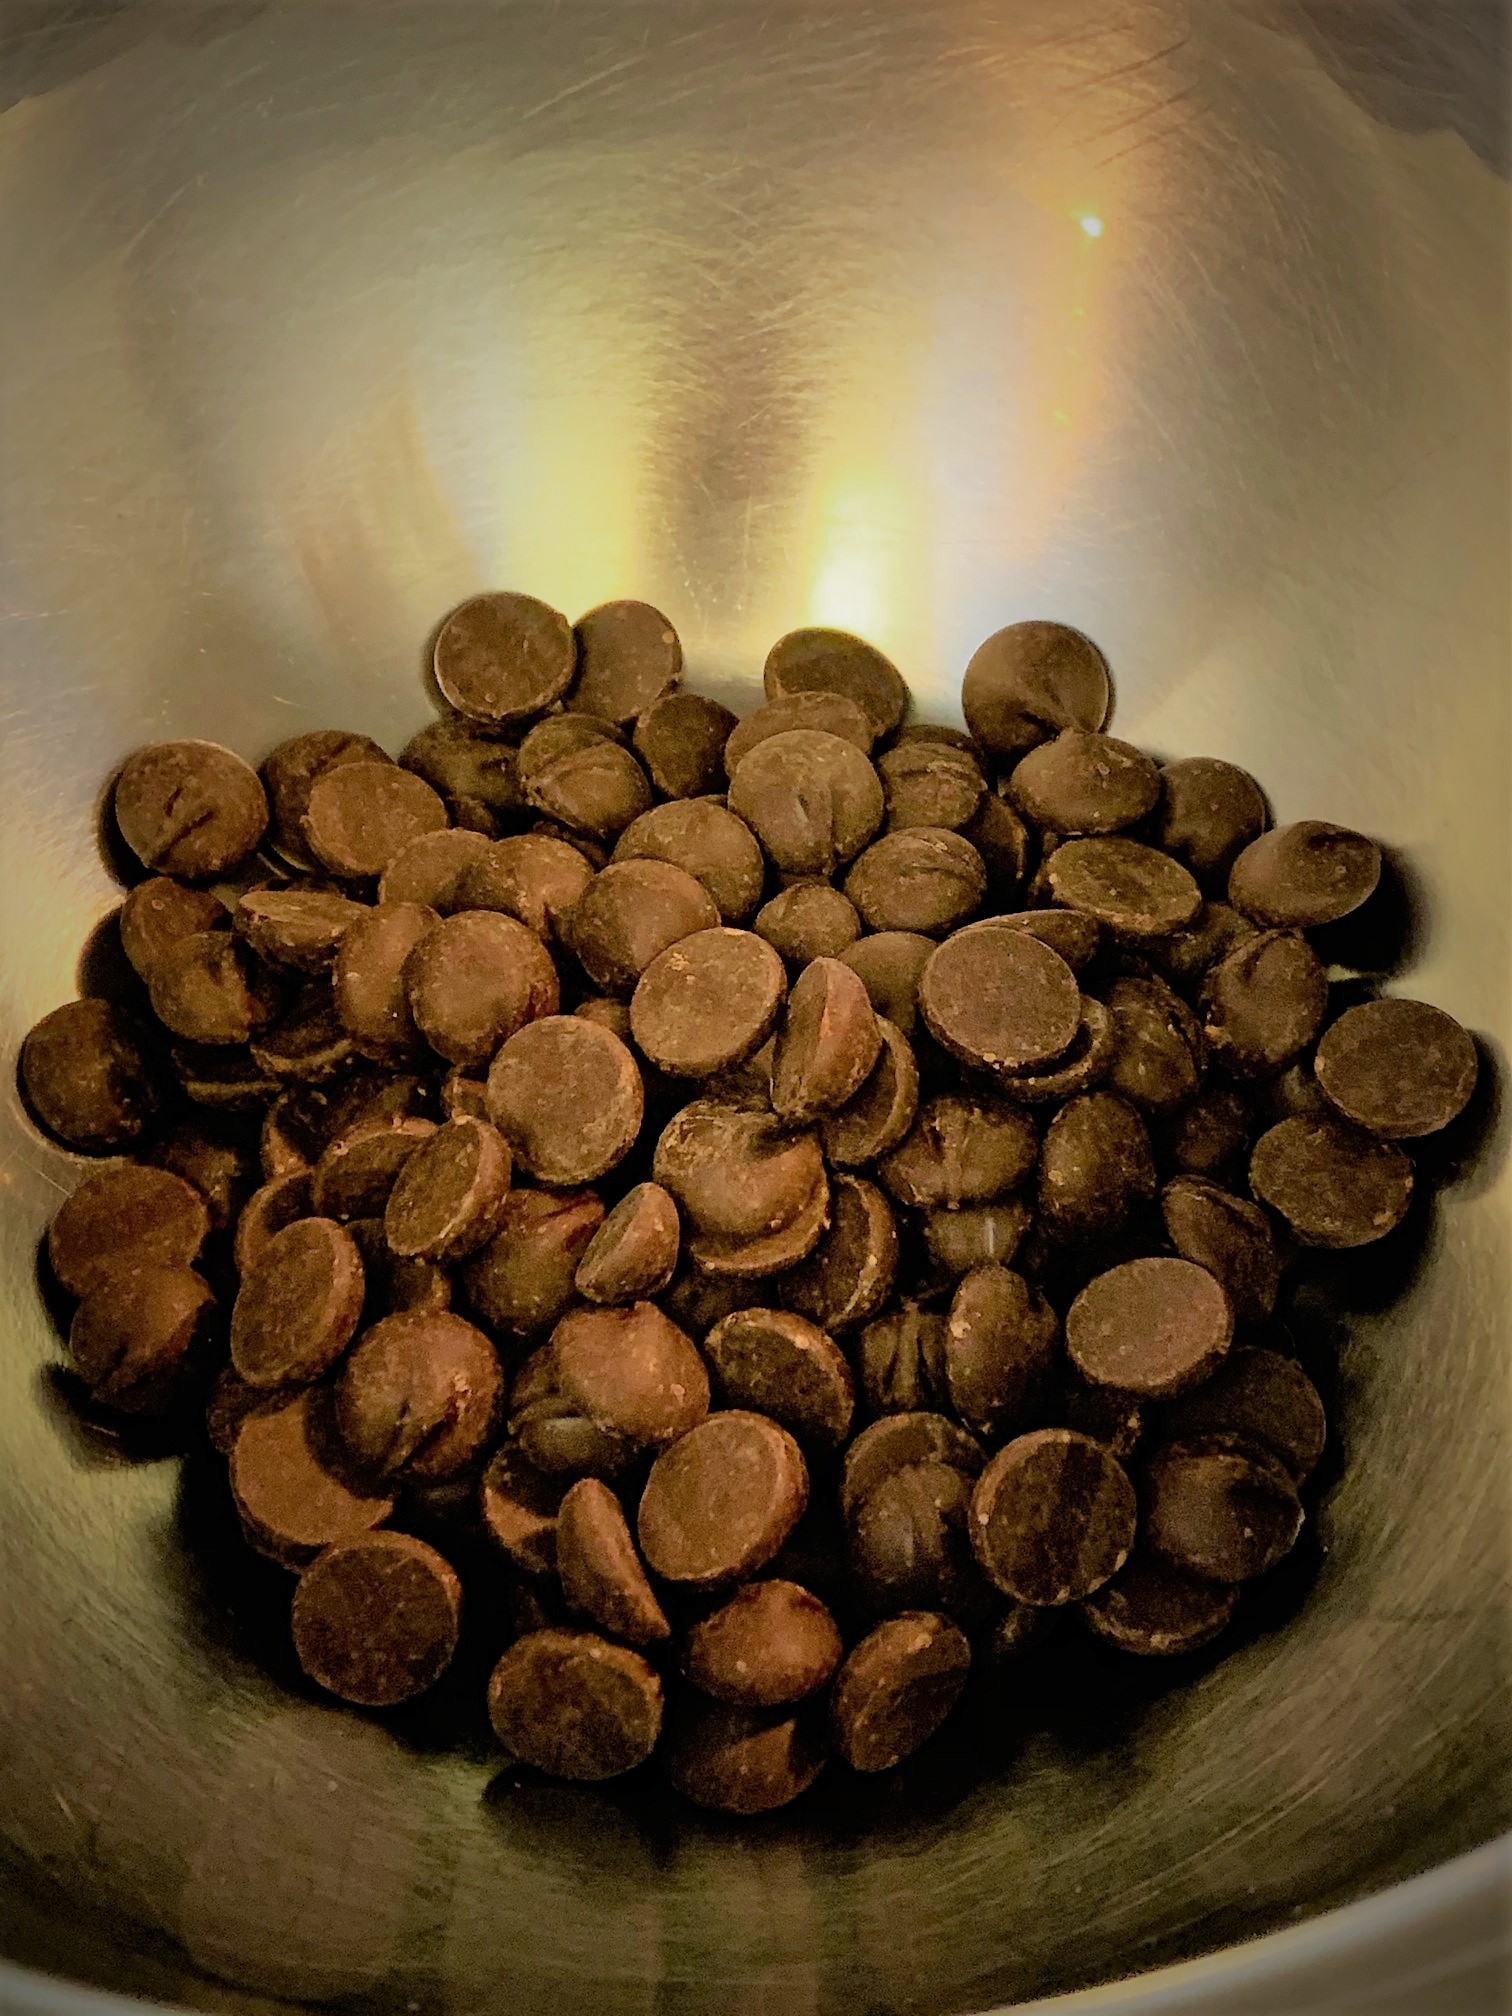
[1079,214,1104,238]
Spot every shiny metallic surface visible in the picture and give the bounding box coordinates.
[0,2,1508,2011]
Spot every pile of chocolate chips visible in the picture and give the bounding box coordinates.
[21,598,1481,1814]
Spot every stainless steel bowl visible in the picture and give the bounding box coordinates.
[1,3,1508,2011]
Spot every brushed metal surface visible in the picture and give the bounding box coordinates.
[0,2,1508,2012]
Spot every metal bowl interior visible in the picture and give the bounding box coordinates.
[0,2,1508,2012]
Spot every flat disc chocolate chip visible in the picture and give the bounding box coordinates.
[1228,819,1381,927]
[1155,758,1268,886]
[1037,1092,1156,1242]
[878,740,984,832]
[944,1265,1057,1440]
[920,927,1081,1074]
[233,1171,314,1275]
[1066,1257,1233,1398]
[1047,838,1201,938]
[564,859,721,994]
[383,1115,513,1261]
[230,1390,394,1568]
[776,1173,897,1335]
[304,762,449,880]
[1314,997,1478,1139]
[665,1698,826,1813]
[630,929,786,1078]
[335,1311,501,1482]
[1201,930,1327,1078]
[48,1163,211,1297]
[727,729,884,878]
[1080,1551,1238,1655]
[459,1187,604,1336]
[880,1093,1038,1210]
[480,1445,570,1573]
[488,1629,663,1780]
[924,1199,1032,1277]
[845,828,987,936]
[1250,1114,1413,1247]
[755,882,862,965]
[652,1101,826,1244]
[405,910,560,1066]
[292,1532,461,1706]
[1163,1345,1327,1482]
[830,1613,970,1772]
[633,691,738,799]
[575,1182,680,1304]
[1160,1176,1280,1324]
[821,1018,920,1168]
[543,1300,710,1466]
[848,1462,989,1621]
[68,1265,214,1414]
[120,879,230,985]
[230,1216,366,1387]
[434,591,577,729]
[399,718,524,830]
[613,799,766,923]
[704,1309,855,1450]
[725,691,875,774]
[770,956,881,1121]
[1007,730,1159,835]
[377,827,493,911]
[570,599,682,724]
[1105,975,1204,1114]
[840,1411,984,1523]
[311,1118,435,1221]
[114,739,268,879]
[235,888,367,973]
[333,902,437,1061]
[1145,1438,1303,1582]
[148,931,285,1044]
[970,1428,1136,1605]
[456,834,593,941]
[487,1016,642,1182]
[556,1478,670,1647]
[638,1411,808,1586]
[683,1580,841,1707]
[763,626,908,739]
[961,621,1110,757]
[518,716,653,840]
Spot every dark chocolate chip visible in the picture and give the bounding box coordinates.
[1160,1176,1281,1324]
[404,910,560,1066]
[564,859,721,995]
[683,1580,841,1708]
[1228,820,1381,928]
[1144,1437,1303,1582]
[230,1216,366,1387]
[303,762,449,880]
[845,828,987,936]
[383,1114,513,1262]
[459,1188,604,1336]
[763,627,908,740]
[48,1162,211,1298]
[633,691,739,799]
[920,926,1082,1075]
[727,729,884,878]
[555,1478,670,1647]
[1314,997,1478,1139]
[638,1411,808,1587]
[970,1428,1136,1605]
[830,1612,970,1772]
[68,1264,215,1414]
[230,1390,393,1568]
[488,1629,663,1780]
[114,739,268,880]
[1037,1092,1155,1242]
[334,1311,501,1483]
[1249,1114,1413,1248]
[1080,1550,1238,1655]
[433,591,577,730]
[703,1308,855,1451]
[570,599,682,725]
[1155,758,1268,887]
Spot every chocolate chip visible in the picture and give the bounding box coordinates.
[683,1580,841,1708]
[848,1461,991,1621]
[1079,1551,1238,1655]
[382,1115,513,1261]
[659,1267,762,1338]
[638,1411,808,1586]
[776,1174,898,1337]
[19,998,159,1153]
[347,1217,451,1323]
[1162,1346,1327,1483]
[404,910,560,1066]
[68,1264,215,1414]
[630,928,786,1078]
[114,740,268,880]
[153,1113,261,1226]
[920,926,1082,1075]
[970,1429,1136,1604]
[1162,1085,1254,1182]
[724,690,876,774]
[292,1531,461,1705]
[518,716,653,840]
[821,1018,920,1168]
[652,1100,828,1275]
[961,622,1110,758]
[119,879,231,986]
[48,1163,211,1299]
[727,729,884,878]
[703,1308,855,1450]
[564,859,721,995]
[570,599,682,725]
[857,1311,950,1416]
[1249,1114,1413,1248]
[880,1093,1038,1211]
[334,1311,501,1482]
[754,882,862,966]
[303,762,449,880]
[664,1697,826,1813]
[452,834,593,941]
[845,828,987,936]
[923,1199,1033,1277]
[232,892,363,979]
[1037,1092,1156,1242]
[147,931,285,1045]
[961,788,1035,894]
[1145,1437,1303,1582]
[518,1302,709,1476]
[489,1629,663,1780]
[987,908,1103,973]
[840,1411,984,1523]
[763,626,908,740]
[230,1216,366,1387]
[769,957,881,1123]
[1314,997,1478,1139]
[332,902,438,1062]
[994,996,1118,1105]
[1066,1256,1233,1398]
[1160,1176,1281,1323]
[459,1188,604,1336]
[206,1363,288,1458]
[439,1068,489,1122]
[263,732,394,868]
[433,591,577,729]
[230,1389,393,1568]
[249,986,356,1085]
[1200,930,1327,1079]
[1007,730,1159,835]
[233,1170,314,1275]
[1155,758,1268,887]
[311,1118,436,1221]
[839,931,935,1036]
[486,1016,642,1183]
[1061,1376,1147,1459]
[377,827,493,911]
[1149,902,1257,993]
[480,1445,570,1573]
[399,718,526,830]
[1047,837,1201,939]
[556,1478,670,1647]
[1229,820,1381,928]
[878,740,984,832]
[1104,974,1204,1113]
[167,1041,278,1112]
[945,1265,1057,1439]
[575,1182,681,1304]
[633,692,739,799]
[830,1612,970,1771]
